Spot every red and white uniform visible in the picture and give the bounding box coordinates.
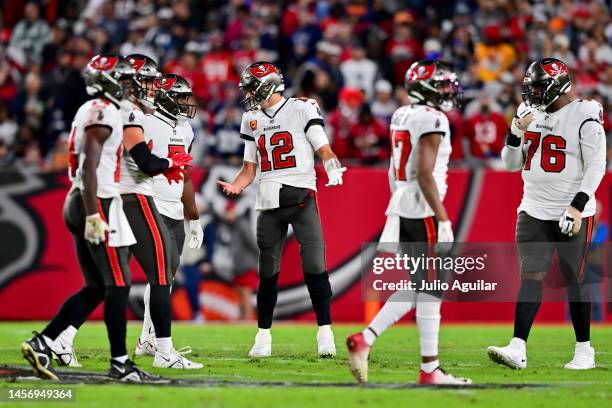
[518,99,606,220]
[386,104,452,219]
[240,97,329,210]
[148,112,195,220]
[119,102,153,195]
[68,99,124,197]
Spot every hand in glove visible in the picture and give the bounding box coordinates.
[324,158,347,187]
[559,207,582,236]
[187,219,204,249]
[84,213,109,245]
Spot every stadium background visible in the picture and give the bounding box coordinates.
[0,0,610,323]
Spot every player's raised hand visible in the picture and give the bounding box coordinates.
[559,207,582,236]
[216,180,242,195]
[84,213,109,245]
[169,152,193,169]
[163,166,187,184]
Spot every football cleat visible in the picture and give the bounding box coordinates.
[564,346,595,370]
[418,367,472,385]
[317,329,336,358]
[109,358,159,382]
[50,338,81,367]
[21,332,59,380]
[487,344,527,370]
[346,332,370,383]
[248,331,272,358]
[135,336,157,357]
[153,347,203,369]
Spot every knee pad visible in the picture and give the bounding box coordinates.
[300,244,326,275]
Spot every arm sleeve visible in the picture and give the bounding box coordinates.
[501,144,526,172]
[129,142,171,176]
[578,119,606,197]
[243,140,258,163]
[305,125,329,151]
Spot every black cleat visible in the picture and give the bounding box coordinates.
[21,331,60,380]
[108,359,160,383]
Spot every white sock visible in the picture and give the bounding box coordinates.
[416,293,441,357]
[318,324,332,337]
[364,290,416,346]
[510,337,526,351]
[58,326,77,347]
[156,337,173,355]
[257,328,271,338]
[112,354,128,364]
[421,359,440,373]
[576,341,591,352]
[140,284,154,342]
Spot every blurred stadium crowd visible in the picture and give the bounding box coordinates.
[0,0,611,171]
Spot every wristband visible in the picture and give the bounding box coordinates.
[570,192,589,212]
[506,128,521,147]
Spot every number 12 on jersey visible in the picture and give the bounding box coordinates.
[257,131,296,172]
[391,130,411,181]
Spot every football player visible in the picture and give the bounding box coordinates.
[346,60,471,385]
[118,59,202,369]
[134,73,204,360]
[21,55,155,382]
[488,58,606,370]
[217,62,346,358]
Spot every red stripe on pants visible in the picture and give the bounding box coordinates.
[97,199,125,286]
[137,194,166,285]
[424,216,437,281]
[578,217,594,282]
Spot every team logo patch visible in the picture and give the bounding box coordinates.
[250,120,257,131]
[90,55,118,71]
[98,111,104,121]
[129,112,135,122]
[154,76,177,90]
[435,118,440,128]
[408,63,436,81]
[541,61,568,77]
[128,57,146,72]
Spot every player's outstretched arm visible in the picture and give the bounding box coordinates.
[217,161,257,196]
[123,127,191,178]
[82,125,111,244]
[416,132,453,246]
[316,144,347,187]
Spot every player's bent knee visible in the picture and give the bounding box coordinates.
[300,245,326,275]
[520,271,546,282]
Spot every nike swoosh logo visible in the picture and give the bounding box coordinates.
[57,340,66,350]
[113,365,126,374]
[159,356,171,363]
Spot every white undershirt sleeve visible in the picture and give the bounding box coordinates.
[578,120,606,197]
[305,125,330,152]
[243,140,258,163]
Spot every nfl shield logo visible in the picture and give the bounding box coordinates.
[250,120,257,131]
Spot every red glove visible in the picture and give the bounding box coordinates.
[163,166,187,184]
[169,152,192,169]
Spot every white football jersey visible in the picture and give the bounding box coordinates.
[148,112,195,220]
[118,102,153,195]
[240,97,328,192]
[386,104,452,219]
[518,99,606,220]
[68,99,124,198]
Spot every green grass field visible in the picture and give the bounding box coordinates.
[0,322,610,407]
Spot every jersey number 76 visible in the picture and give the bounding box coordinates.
[524,131,566,172]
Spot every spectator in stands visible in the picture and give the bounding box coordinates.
[8,1,51,65]
[340,42,378,100]
[0,103,18,149]
[370,79,397,125]
[463,93,507,161]
[386,11,422,85]
[347,104,388,164]
[327,87,365,159]
[11,71,46,143]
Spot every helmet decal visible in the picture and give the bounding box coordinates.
[154,76,177,90]
[541,60,568,77]
[249,63,279,78]
[407,63,436,81]
[90,55,118,71]
[127,57,146,73]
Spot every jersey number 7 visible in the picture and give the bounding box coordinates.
[391,130,411,181]
[257,131,296,172]
[524,131,566,172]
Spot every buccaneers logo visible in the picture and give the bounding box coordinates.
[249,63,278,79]
[127,57,146,73]
[154,76,177,90]
[90,55,118,71]
[408,64,436,81]
[541,61,569,77]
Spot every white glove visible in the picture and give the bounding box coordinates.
[436,220,454,254]
[84,213,109,245]
[187,219,204,249]
[324,158,347,187]
[510,103,535,138]
[559,207,582,236]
